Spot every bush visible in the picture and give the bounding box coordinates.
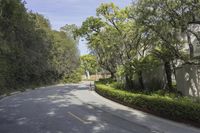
[98,78,115,84]
[62,69,82,83]
[95,83,200,125]
[110,82,125,90]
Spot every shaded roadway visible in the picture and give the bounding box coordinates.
[0,83,150,133]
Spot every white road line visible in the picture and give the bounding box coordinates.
[151,130,163,133]
[68,112,92,124]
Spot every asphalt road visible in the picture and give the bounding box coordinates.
[0,83,151,133]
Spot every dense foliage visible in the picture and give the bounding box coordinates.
[80,54,99,75]
[76,1,200,91]
[95,83,200,125]
[0,0,80,94]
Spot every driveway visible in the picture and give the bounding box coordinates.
[0,82,199,133]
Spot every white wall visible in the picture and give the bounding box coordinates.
[176,64,200,97]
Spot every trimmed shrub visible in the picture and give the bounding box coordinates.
[98,78,115,84]
[110,82,125,90]
[95,83,200,125]
[62,70,82,83]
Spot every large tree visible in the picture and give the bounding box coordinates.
[0,0,81,93]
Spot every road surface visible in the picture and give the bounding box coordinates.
[0,82,199,133]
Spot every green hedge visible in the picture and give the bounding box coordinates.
[95,83,200,125]
[98,78,115,84]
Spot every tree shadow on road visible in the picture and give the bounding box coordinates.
[0,84,197,133]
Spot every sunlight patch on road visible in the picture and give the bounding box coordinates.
[58,104,69,107]
[87,115,98,121]
[68,111,92,124]
[78,84,88,88]
[34,98,46,101]
[47,111,56,116]
[151,129,163,133]
[52,99,66,103]
[17,117,28,125]
[93,123,106,133]
[48,95,63,99]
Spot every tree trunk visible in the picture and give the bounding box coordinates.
[110,71,115,80]
[125,74,133,90]
[138,71,145,90]
[106,67,116,80]
[187,32,194,59]
[164,61,173,92]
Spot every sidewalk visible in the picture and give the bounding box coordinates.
[72,84,200,133]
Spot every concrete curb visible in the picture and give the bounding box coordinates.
[0,83,68,100]
[0,94,6,100]
[10,91,20,95]
[0,88,38,100]
[0,83,72,100]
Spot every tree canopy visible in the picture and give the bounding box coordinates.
[76,0,200,91]
[81,54,99,74]
[0,0,81,93]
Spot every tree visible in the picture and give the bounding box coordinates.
[75,16,119,79]
[133,0,187,91]
[76,3,150,89]
[81,54,98,78]
[76,1,200,91]
[0,0,81,93]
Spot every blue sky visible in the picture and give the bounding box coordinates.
[25,0,132,55]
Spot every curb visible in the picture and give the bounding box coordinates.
[0,94,6,100]
[0,88,34,100]
[10,91,20,95]
[0,84,70,100]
